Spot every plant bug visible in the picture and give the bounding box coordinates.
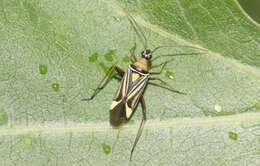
[82,14,207,160]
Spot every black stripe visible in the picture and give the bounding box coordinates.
[128,75,147,95]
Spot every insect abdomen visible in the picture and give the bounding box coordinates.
[109,100,127,126]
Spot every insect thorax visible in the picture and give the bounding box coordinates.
[129,64,149,76]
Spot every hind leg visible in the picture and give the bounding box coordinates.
[130,96,146,161]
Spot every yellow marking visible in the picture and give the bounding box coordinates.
[132,73,140,81]
[125,103,133,118]
[110,101,120,110]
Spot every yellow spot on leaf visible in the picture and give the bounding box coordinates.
[214,104,222,112]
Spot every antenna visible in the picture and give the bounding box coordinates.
[150,45,208,62]
[127,15,148,49]
[126,13,209,59]
[151,52,204,62]
[152,45,208,53]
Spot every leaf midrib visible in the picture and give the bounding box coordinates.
[1,112,260,136]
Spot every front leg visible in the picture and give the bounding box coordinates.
[82,65,125,101]
[150,60,173,75]
[150,52,205,74]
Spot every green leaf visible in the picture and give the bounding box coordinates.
[0,0,260,165]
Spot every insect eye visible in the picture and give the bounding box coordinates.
[145,49,151,54]
[146,53,152,59]
[141,49,152,59]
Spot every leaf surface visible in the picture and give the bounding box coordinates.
[0,0,260,165]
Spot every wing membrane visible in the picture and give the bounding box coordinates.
[110,65,149,121]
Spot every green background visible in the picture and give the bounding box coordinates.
[239,0,260,23]
[0,0,260,165]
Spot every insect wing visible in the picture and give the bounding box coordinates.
[109,70,130,126]
[125,71,148,119]
[110,66,148,124]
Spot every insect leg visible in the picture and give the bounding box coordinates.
[115,66,125,77]
[150,52,206,74]
[130,96,146,161]
[130,43,137,62]
[150,60,173,75]
[82,65,125,101]
[148,77,186,95]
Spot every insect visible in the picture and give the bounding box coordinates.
[82,15,207,160]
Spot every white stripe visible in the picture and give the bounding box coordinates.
[122,69,128,96]
[127,80,146,99]
[125,103,132,118]
[128,76,148,95]
[110,100,121,110]
[129,65,149,76]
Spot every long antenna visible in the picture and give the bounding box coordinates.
[152,45,208,53]
[127,15,148,49]
[151,52,205,62]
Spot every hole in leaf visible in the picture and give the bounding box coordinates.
[39,64,48,75]
[104,50,116,62]
[89,53,98,63]
[52,83,60,92]
[228,131,238,140]
[102,143,111,155]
